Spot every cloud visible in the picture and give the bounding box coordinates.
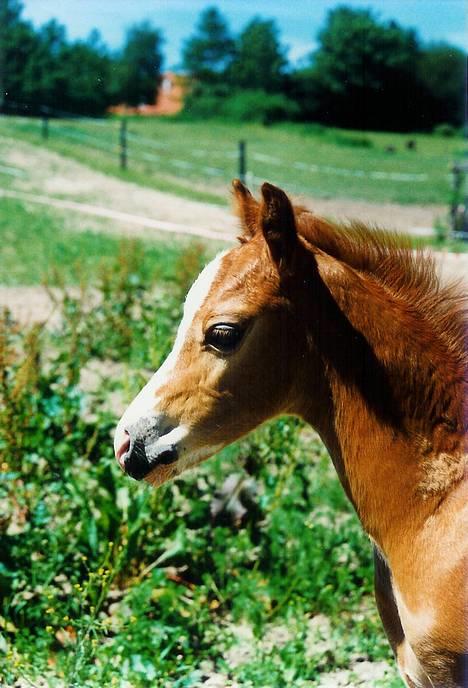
[286,39,317,65]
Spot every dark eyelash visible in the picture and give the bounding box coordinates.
[205,324,245,353]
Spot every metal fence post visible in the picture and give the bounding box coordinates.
[120,118,127,170]
[238,140,246,184]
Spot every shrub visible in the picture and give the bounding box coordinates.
[182,88,299,125]
[222,89,299,125]
[182,92,225,120]
[433,123,457,137]
[331,133,374,148]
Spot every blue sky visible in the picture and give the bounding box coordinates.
[22,0,467,69]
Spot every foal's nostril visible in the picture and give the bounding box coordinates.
[156,446,178,465]
[160,423,175,437]
[123,434,179,480]
[124,438,151,481]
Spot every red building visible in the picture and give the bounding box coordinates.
[109,72,187,116]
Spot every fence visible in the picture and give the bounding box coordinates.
[0,109,456,214]
[3,112,250,186]
[451,162,468,236]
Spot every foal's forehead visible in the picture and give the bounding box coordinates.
[186,244,264,315]
[183,250,229,315]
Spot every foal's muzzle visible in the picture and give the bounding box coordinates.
[115,419,178,481]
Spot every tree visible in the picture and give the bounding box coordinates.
[0,2,165,116]
[17,21,113,116]
[0,0,39,111]
[58,32,113,116]
[418,43,466,127]
[229,18,287,93]
[0,3,114,116]
[182,7,234,84]
[117,21,164,107]
[296,6,424,131]
[20,19,67,111]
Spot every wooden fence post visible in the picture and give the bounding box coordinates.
[238,140,246,184]
[41,114,49,140]
[451,163,468,238]
[120,118,127,170]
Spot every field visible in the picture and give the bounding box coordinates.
[2,117,465,687]
[0,115,463,208]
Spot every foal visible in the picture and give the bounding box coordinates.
[114,181,467,687]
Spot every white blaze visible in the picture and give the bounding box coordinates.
[114,251,227,455]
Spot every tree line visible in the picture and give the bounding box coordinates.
[1,0,465,131]
[0,0,163,116]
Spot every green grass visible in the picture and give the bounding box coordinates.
[0,198,218,286]
[1,114,464,206]
[422,234,468,253]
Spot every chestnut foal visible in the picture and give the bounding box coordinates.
[115,181,467,687]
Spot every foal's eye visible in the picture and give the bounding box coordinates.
[205,324,244,354]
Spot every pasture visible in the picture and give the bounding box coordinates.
[0,181,405,684]
[0,115,462,208]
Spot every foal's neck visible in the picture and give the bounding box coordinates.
[298,253,464,560]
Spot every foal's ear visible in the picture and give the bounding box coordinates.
[260,182,297,269]
[232,179,259,240]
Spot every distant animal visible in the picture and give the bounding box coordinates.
[114,180,467,688]
[406,139,417,151]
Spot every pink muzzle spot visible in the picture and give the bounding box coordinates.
[116,431,131,470]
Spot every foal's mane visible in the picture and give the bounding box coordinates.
[296,210,467,373]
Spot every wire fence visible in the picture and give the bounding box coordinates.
[0,108,455,206]
[1,113,245,186]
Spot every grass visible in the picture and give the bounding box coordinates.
[0,198,218,286]
[0,197,403,686]
[423,235,468,253]
[0,114,464,207]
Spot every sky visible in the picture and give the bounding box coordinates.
[22,0,467,69]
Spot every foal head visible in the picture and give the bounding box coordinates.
[114,182,310,487]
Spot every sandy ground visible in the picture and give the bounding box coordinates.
[0,286,62,328]
[431,250,468,284]
[0,133,449,237]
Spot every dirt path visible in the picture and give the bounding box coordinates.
[0,134,448,236]
[431,250,468,284]
[0,135,238,238]
[0,188,233,242]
